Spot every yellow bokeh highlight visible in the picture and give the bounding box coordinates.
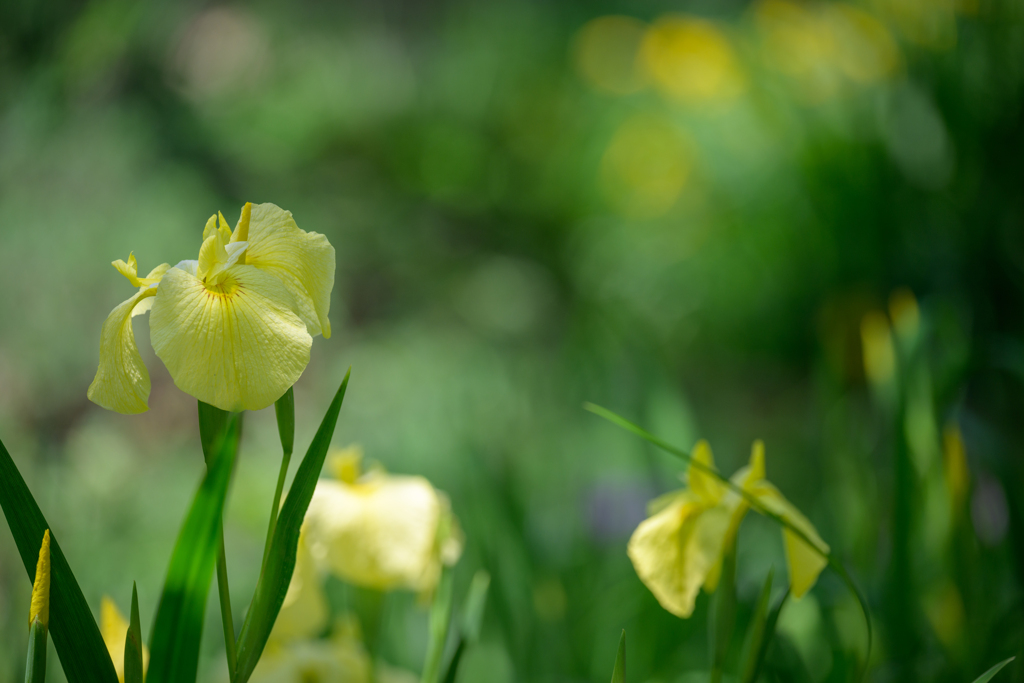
[943,424,970,513]
[872,0,957,50]
[600,114,692,219]
[861,310,896,386]
[889,287,920,343]
[755,1,899,103]
[573,16,648,95]
[640,16,746,105]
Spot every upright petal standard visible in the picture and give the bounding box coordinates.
[87,203,335,413]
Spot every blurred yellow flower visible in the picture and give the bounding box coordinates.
[755,0,899,102]
[640,15,746,105]
[250,629,369,683]
[88,202,335,414]
[600,114,692,219]
[101,597,149,683]
[573,15,648,95]
[271,530,329,643]
[861,310,896,387]
[302,447,463,594]
[628,440,829,618]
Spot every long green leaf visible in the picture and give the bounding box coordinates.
[970,657,1015,683]
[610,630,626,683]
[147,413,241,683]
[0,437,119,683]
[198,402,240,679]
[124,583,143,683]
[441,571,491,683]
[233,370,351,683]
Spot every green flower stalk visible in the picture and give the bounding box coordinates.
[25,530,50,683]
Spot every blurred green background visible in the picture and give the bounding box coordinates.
[1,0,1024,681]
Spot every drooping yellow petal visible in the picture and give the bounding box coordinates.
[271,531,329,642]
[87,287,157,414]
[245,202,336,338]
[303,474,449,593]
[29,530,50,627]
[150,263,312,412]
[688,440,724,505]
[627,493,729,618]
[749,481,830,598]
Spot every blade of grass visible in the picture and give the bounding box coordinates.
[147,413,241,683]
[710,546,737,683]
[124,583,143,683]
[0,437,119,683]
[198,402,241,679]
[441,571,491,683]
[261,388,295,573]
[739,568,775,683]
[233,370,351,683]
[421,568,455,683]
[970,657,1015,683]
[610,630,626,683]
[584,403,873,682]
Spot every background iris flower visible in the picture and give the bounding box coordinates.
[628,440,829,618]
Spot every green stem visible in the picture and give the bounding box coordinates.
[216,535,237,679]
[260,449,292,575]
[584,402,873,682]
[25,619,47,683]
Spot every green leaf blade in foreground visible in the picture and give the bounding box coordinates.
[610,630,626,683]
[124,583,144,683]
[233,370,351,683]
[970,657,1015,683]
[0,438,119,683]
[147,414,241,683]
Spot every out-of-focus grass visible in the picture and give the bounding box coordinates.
[1,0,1024,681]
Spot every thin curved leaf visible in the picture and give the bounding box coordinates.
[147,413,241,683]
[233,370,351,683]
[0,437,119,683]
[610,630,626,683]
[970,657,1015,683]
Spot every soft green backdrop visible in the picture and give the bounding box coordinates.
[1,0,1023,681]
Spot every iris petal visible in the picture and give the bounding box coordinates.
[627,493,729,617]
[149,264,312,412]
[87,288,157,414]
[246,203,336,338]
[303,475,444,592]
[749,480,830,598]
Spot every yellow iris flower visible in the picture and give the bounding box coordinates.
[88,203,335,414]
[302,447,463,595]
[100,597,150,683]
[628,440,829,618]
